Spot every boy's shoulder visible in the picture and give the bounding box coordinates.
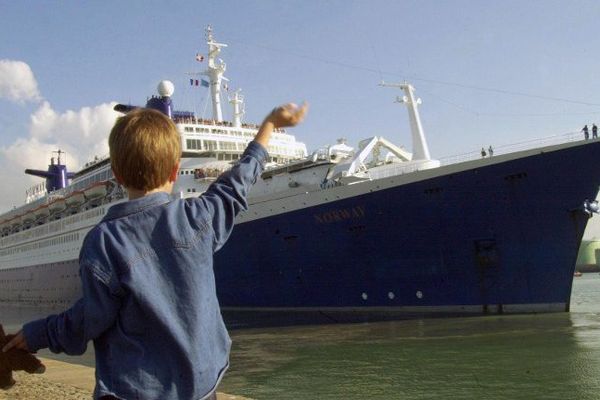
[79,221,112,265]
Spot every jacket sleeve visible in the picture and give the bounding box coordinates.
[196,140,268,252]
[22,260,122,355]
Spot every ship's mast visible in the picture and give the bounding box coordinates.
[229,89,245,127]
[380,81,432,161]
[202,25,228,122]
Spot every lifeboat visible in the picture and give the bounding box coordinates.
[22,212,36,224]
[10,216,22,227]
[48,197,67,213]
[84,181,108,200]
[33,205,50,219]
[65,191,86,207]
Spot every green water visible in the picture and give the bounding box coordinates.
[220,274,600,399]
[2,274,600,399]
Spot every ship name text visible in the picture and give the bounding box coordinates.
[314,205,365,224]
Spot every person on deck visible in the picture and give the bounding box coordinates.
[583,124,590,140]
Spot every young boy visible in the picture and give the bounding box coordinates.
[2,102,308,399]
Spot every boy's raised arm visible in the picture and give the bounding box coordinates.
[254,102,308,147]
[191,102,308,252]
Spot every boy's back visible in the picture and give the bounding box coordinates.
[26,142,267,399]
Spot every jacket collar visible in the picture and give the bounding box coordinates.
[102,192,172,222]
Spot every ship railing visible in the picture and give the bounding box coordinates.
[25,182,47,204]
[438,131,581,166]
[174,116,287,134]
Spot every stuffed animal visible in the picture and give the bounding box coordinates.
[0,324,46,389]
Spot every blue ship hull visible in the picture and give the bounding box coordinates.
[2,140,599,325]
[215,140,600,319]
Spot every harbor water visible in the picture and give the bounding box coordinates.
[2,274,599,399]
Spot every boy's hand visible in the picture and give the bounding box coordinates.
[266,103,308,128]
[1,325,45,390]
[2,330,29,353]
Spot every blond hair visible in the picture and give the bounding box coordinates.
[109,108,181,191]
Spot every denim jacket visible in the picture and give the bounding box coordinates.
[23,141,268,400]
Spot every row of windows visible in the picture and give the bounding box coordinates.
[0,260,76,275]
[186,139,240,151]
[266,145,306,157]
[63,207,105,227]
[185,138,305,159]
[1,207,104,247]
[67,169,113,193]
[182,126,255,137]
[0,232,80,257]
[218,154,240,161]
[179,123,292,139]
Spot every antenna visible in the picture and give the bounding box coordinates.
[53,149,64,165]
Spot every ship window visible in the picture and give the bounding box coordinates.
[203,140,217,151]
[188,139,201,150]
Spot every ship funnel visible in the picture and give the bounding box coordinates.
[145,80,175,118]
[114,80,175,118]
[25,150,75,193]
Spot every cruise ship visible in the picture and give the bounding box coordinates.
[2,27,600,322]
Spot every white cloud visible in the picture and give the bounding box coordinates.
[29,101,117,157]
[0,60,42,103]
[0,101,119,213]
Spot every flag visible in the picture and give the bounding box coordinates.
[195,53,204,62]
[201,79,209,87]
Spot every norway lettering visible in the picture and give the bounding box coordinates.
[314,206,365,224]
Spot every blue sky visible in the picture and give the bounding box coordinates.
[1,0,600,211]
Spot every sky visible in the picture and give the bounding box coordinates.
[2,0,600,213]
